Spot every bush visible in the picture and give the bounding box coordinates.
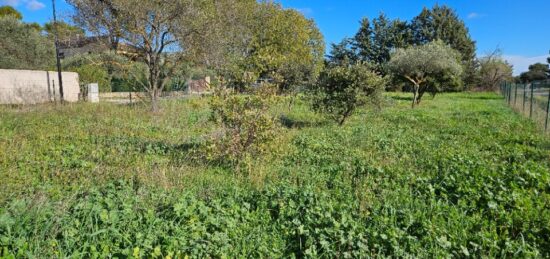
[205,83,280,170]
[310,63,386,125]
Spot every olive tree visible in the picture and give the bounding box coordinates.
[310,63,386,126]
[388,40,462,108]
[0,17,54,70]
[68,0,205,112]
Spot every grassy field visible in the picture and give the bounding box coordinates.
[1,92,549,257]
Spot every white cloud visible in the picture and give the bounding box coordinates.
[0,0,45,11]
[503,54,548,76]
[467,12,486,19]
[26,0,45,10]
[294,7,313,17]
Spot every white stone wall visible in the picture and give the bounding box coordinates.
[0,69,80,104]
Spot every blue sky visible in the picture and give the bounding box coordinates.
[2,0,549,75]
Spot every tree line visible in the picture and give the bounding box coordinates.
[1,2,548,114]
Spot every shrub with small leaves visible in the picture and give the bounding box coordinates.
[206,83,280,170]
[310,63,386,125]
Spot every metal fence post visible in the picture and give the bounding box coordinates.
[546,86,550,132]
[508,83,513,106]
[508,83,512,105]
[529,82,534,118]
[522,84,527,114]
[506,83,510,105]
[514,83,518,107]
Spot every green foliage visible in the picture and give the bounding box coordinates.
[410,4,477,87]
[388,40,463,107]
[206,83,280,169]
[0,6,22,20]
[0,17,55,70]
[62,53,150,93]
[0,93,549,257]
[519,63,550,83]
[196,1,325,93]
[310,63,386,125]
[327,38,357,66]
[353,13,411,74]
[43,21,85,41]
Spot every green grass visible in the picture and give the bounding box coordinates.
[1,92,549,257]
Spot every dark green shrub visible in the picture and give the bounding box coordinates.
[310,63,386,125]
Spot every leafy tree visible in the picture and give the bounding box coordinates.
[0,6,22,20]
[327,38,357,66]
[44,21,85,42]
[353,13,410,74]
[477,49,513,90]
[388,40,463,108]
[519,63,550,83]
[410,5,477,88]
[310,63,386,126]
[241,2,325,92]
[68,0,205,112]
[0,17,55,70]
[194,1,324,93]
[62,53,119,92]
[67,0,123,52]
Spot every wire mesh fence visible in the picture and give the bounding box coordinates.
[500,80,550,134]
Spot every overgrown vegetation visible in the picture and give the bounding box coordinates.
[1,93,549,257]
[205,83,280,170]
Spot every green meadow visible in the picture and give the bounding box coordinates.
[1,92,549,257]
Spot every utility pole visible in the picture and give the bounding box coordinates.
[52,0,64,103]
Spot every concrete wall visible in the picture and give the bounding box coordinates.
[0,69,80,104]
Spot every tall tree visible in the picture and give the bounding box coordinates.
[0,6,22,20]
[353,13,410,73]
[245,2,325,92]
[327,38,356,66]
[519,63,550,83]
[410,5,476,88]
[69,0,205,112]
[67,0,123,52]
[194,1,325,92]
[388,40,463,108]
[44,21,85,42]
[0,17,55,70]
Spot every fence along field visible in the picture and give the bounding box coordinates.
[501,80,550,133]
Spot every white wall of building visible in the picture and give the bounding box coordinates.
[0,69,80,104]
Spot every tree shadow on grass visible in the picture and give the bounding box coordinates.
[389,95,413,101]
[457,95,502,100]
[279,115,329,129]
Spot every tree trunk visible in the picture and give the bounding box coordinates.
[417,89,425,104]
[151,88,159,112]
[412,84,419,108]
